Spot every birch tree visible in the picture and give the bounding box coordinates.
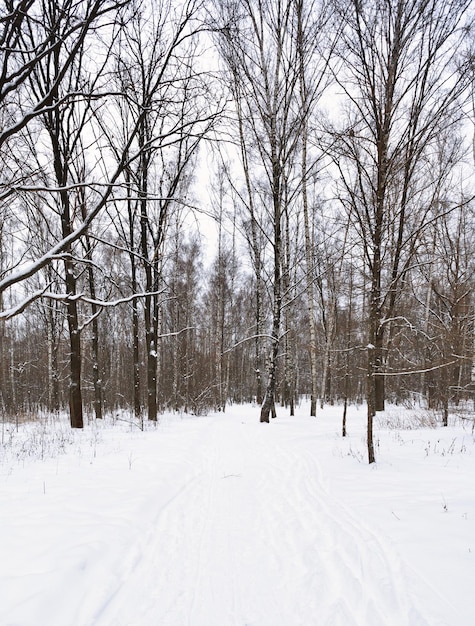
[295,0,336,415]
[214,0,309,422]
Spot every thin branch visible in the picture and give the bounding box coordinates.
[374,360,459,377]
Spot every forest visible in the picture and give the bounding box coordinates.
[1,0,475,464]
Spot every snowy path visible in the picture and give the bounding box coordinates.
[89,416,427,626]
[1,406,471,625]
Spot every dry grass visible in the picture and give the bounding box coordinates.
[377,407,439,430]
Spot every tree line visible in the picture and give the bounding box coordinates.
[0,0,474,462]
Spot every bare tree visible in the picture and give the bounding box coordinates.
[422,204,475,424]
[294,0,337,415]
[0,0,124,153]
[331,0,473,462]
[214,0,310,422]
[0,0,219,425]
[8,0,125,428]
[104,0,218,420]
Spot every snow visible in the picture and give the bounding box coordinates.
[0,403,474,625]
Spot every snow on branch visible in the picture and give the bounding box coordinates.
[222,333,282,355]
[157,326,195,339]
[373,360,460,377]
[0,289,165,320]
[0,286,51,319]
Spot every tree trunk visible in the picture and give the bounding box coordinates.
[0,292,4,414]
[64,258,83,429]
[59,183,83,428]
[132,272,141,418]
[367,273,380,463]
[125,169,141,419]
[374,332,385,412]
[144,288,158,422]
[139,128,158,422]
[320,295,336,409]
[236,93,264,405]
[260,199,282,423]
[367,344,376,464]
[297,3,318,417]
[260,339,280,422]
[88,270,102,420]
[283,202,295,416]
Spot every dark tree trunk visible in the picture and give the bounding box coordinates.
[125,169,141,419]
[367,274,380,462]
[367,344,376,464]
[132,291,141,419]
[375,328,385,412]
[64,257,83,429]
[342,396,348,438]
[139,132,158,422]
[62,195,83,428]
[58,168,83,429]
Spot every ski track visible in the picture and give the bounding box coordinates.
[87,415,432,626]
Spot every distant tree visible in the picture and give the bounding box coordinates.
[166,231,203,412]
[423,204,475,424]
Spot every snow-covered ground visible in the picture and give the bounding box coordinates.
[0,402,474,625]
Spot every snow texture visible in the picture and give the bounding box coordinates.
[0,403,474,625]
